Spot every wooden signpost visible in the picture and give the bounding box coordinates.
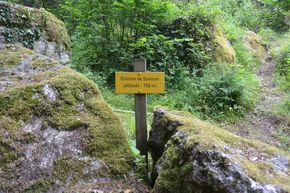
[115,59,165,156]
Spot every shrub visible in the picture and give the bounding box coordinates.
[68,0,178,81]
[151,64,261,121]
[129,14,214,90]
[195,64,260,120]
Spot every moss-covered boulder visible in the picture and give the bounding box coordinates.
[208,23,236,63]
[0,1,70,63]
[148,108,290,193]
[0,44,134,191]
[243,31,266,62]
[0,44,135,191]
[0,45,134,192]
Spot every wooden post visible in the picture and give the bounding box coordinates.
[134,59,147,155]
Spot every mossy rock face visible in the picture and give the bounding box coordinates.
[208,23,236,63]
[243,31,266,62]
[0,1,70,63]
[148,108,290,193]
[0,45,134,192]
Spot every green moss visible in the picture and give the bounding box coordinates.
[31,59,46,67]
[53,156,86,184]
[23,179,52,193]
[45,11,71,50]
[0,46,133,186]
[13,5,33,28]
[241,159,290,190]
[0,115,39,169]
[47,68,133,172]
[0,140,17,166]
[0,116,19,131]
[0,64,133,175]
[0,46,33,67]
[44,69,134,171]
[153,141,190,193]
[164,111,287,156]
[0,2,43,49]
[21,132,39,143]
[33,70,55,83]
[0,84,43,123]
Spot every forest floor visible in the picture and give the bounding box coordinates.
[222,53,289,150]
[66,175,150,193]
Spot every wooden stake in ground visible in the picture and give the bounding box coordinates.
[115,59,164,156]
[133,59,147,156]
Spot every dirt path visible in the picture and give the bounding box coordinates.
[222,54,288,148]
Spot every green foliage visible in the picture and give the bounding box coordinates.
[274,127,290,151]
[129,23,211,90]
[68,0,177,82]
[232,41,261,69]
[149,64,260,121]
[272,97,290,151]
[179,0,289,33]
[117,111,153,181]
[64,1,216,89]
[272,97,290,122]
[60,0,270,121]
[274,32,290,90]
[4,0,278,121]
[258,28,280,51]
[6,0,262,121]
[275,41,290,77]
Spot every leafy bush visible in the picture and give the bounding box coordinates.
[130,14,213,89]
[193,65,259,120]
[68,3,214,89]
[158,15,212,70]
[60,0,180,86]
[150,64,260,121]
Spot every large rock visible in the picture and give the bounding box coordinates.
[0,3,136,192]
[0,44,135,192]
[243,31,266,62]
[148,108,290,193]
[208,23,236,63]
[0,1,70,63]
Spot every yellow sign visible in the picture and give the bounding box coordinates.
[115,72,165,94]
